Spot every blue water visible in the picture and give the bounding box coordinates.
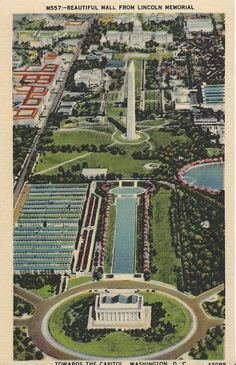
[183,162,224,190]
[112,195,138,274]
[111,187,144,195]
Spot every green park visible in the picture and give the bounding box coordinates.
[49,291,192,357]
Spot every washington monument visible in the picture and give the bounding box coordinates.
[126,60,137,140]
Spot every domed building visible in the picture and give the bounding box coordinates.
[101,17,173,49]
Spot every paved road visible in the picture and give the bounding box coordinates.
[14,281,224,360]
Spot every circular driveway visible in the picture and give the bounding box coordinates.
[14,280,224,360]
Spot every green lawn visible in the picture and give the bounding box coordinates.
[137,119,167,128]
[68,276,93,289]
[66,31,81,36]
[54,151,155,177]
[34,151,86,174]
[20,20,44,30]
[35,127,191,177]
[113,52,158,61]
[60,121,79,129]
[107,103,126,118]
[134,60,142,91]
[145,90,159,100]
[30,284,55,298]
[150,187,181,285]
[207,147,224,157]
[156,49,174,61]
[206,342,224,359]
[112,53,125,61]
[57,30,68,36]
[108,91,120,102]
[149,130,190,148]
[49,291,192,357]
[104,204,116,273]
[145,100,157,112]
[38,30,57,37]
[53,130,112,146]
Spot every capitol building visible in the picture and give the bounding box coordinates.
[87,292,152,330]
[101,18,173,49]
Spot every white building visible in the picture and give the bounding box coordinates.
[82,168,108,178]
[185,17,213,38]
[172,87,199,110]
[57,101,76,115]
[113,15,136,24]
[143,14,178,22]
[74,69,102,88]
[102,18,173,49]
[64,21,88,32]
[45,16,63,28]
[29,37,54,48]
[88,292,152,330]
[154,31,173,44]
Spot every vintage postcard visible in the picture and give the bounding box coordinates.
[0,0,234,364]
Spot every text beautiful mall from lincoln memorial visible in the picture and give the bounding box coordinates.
[60,4,195,11]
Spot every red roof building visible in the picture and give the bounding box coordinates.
[13,107,39,127]
[13,63,60,126]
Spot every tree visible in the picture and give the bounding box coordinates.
[35,351,44,360]
[144,271,151,281]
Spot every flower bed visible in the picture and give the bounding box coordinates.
[141,180,156,274]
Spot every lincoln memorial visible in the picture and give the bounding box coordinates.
[87,292,152,330]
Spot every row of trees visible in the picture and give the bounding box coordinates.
[145,60,160,90]
[13,126,38,176]
[41,143,126,155]
[29,169,123,184]
[14,273,61,293]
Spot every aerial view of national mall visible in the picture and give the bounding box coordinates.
[13,12,225,361]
